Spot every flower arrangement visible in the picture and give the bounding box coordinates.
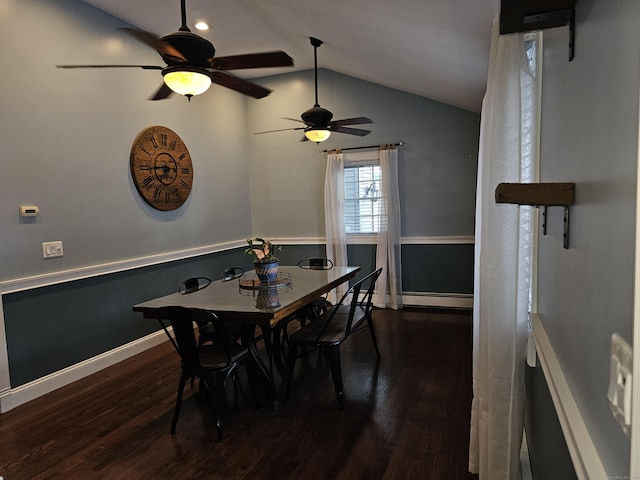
[245,237,281,264]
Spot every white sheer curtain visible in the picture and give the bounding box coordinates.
[373,146,402,309]
[468,16,538,480]
[324,151,348,303]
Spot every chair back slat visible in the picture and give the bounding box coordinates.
[346,267,382,335]
[297,257,334,270]
[159,306,201,368]
[179,277,212,295]
[221,267,245,281]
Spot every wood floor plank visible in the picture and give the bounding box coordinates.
[0,307,478,479]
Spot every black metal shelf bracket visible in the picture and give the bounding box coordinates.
[563,206,570,249]
[567,8,575,61]
[523,8,575,61]
[540,205,570,249]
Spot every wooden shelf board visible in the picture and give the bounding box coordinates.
[495,182,575,206]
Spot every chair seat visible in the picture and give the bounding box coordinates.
[289,305,366,347]
[199,343,247,369]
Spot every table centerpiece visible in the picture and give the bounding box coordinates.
[245,237,281,283]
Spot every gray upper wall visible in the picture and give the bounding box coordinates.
[0,0,479,285]
[246,69,480,238]
[535,0,639,475]
[0,0,253,282]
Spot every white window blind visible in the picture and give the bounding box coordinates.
[344,163,385,233]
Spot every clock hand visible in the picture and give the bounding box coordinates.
[153,165,176,172]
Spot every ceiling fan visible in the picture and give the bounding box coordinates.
[256,37,373,143]
[56,0,293,101]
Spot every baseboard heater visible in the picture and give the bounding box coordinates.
[402,292,473,309]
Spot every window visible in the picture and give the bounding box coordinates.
[344,163,384,233]
[522,32,542,314]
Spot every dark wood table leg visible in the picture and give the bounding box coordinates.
[243,324,279,410]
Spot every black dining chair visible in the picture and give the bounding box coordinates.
[296,257,334,270]
[284,267,383,410]
[272,258,335,350]
[178,277,218,347]
[221,266,246,281]
[178,276,212,294]
[158,306,252,441]
[296,257,334,326]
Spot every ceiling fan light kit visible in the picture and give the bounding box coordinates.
[305,128,331,143]
[162,65,211,98]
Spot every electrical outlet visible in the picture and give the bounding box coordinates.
[607,333,633,437]
[42,241,63,259]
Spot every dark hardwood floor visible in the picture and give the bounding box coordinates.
[0,308,478,480]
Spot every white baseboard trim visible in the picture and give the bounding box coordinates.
[0,292,471,413]
[403,292,473,309]
[0,329,170,413]
[530,313,607,480]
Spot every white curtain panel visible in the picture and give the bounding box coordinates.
[468,16,537,480]
[374,147,403,309]
[324,151,349,303]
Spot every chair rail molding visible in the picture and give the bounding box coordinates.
[1,236,476,295]
[0,239,246,295]
[530,313,607,480]
[273,235,475,246]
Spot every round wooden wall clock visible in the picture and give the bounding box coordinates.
[130,125,194,211]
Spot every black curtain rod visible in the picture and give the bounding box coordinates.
[321,141,405,153]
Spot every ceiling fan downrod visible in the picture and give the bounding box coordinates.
[179,0,190,32]
[310,37,323,107]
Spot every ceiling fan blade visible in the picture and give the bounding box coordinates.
[119,27,187,63]
[331,126,371,136]
[255,127,306,134]
[208,71,271,99]
[149,83,174,101]
[282,117,306,124]
[56,64,163,70]
[329,117,374,127]
[210,51,294,70]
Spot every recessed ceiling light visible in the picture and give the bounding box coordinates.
[194,21,209,31]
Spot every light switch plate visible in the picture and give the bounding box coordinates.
[42,241,63,259]
[607,333,633,437]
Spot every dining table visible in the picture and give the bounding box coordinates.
[132,265,360,409]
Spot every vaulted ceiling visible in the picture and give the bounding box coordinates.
[84,0,500,113]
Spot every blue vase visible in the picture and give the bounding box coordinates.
[256,287,280,309]
[254,261,278,283]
